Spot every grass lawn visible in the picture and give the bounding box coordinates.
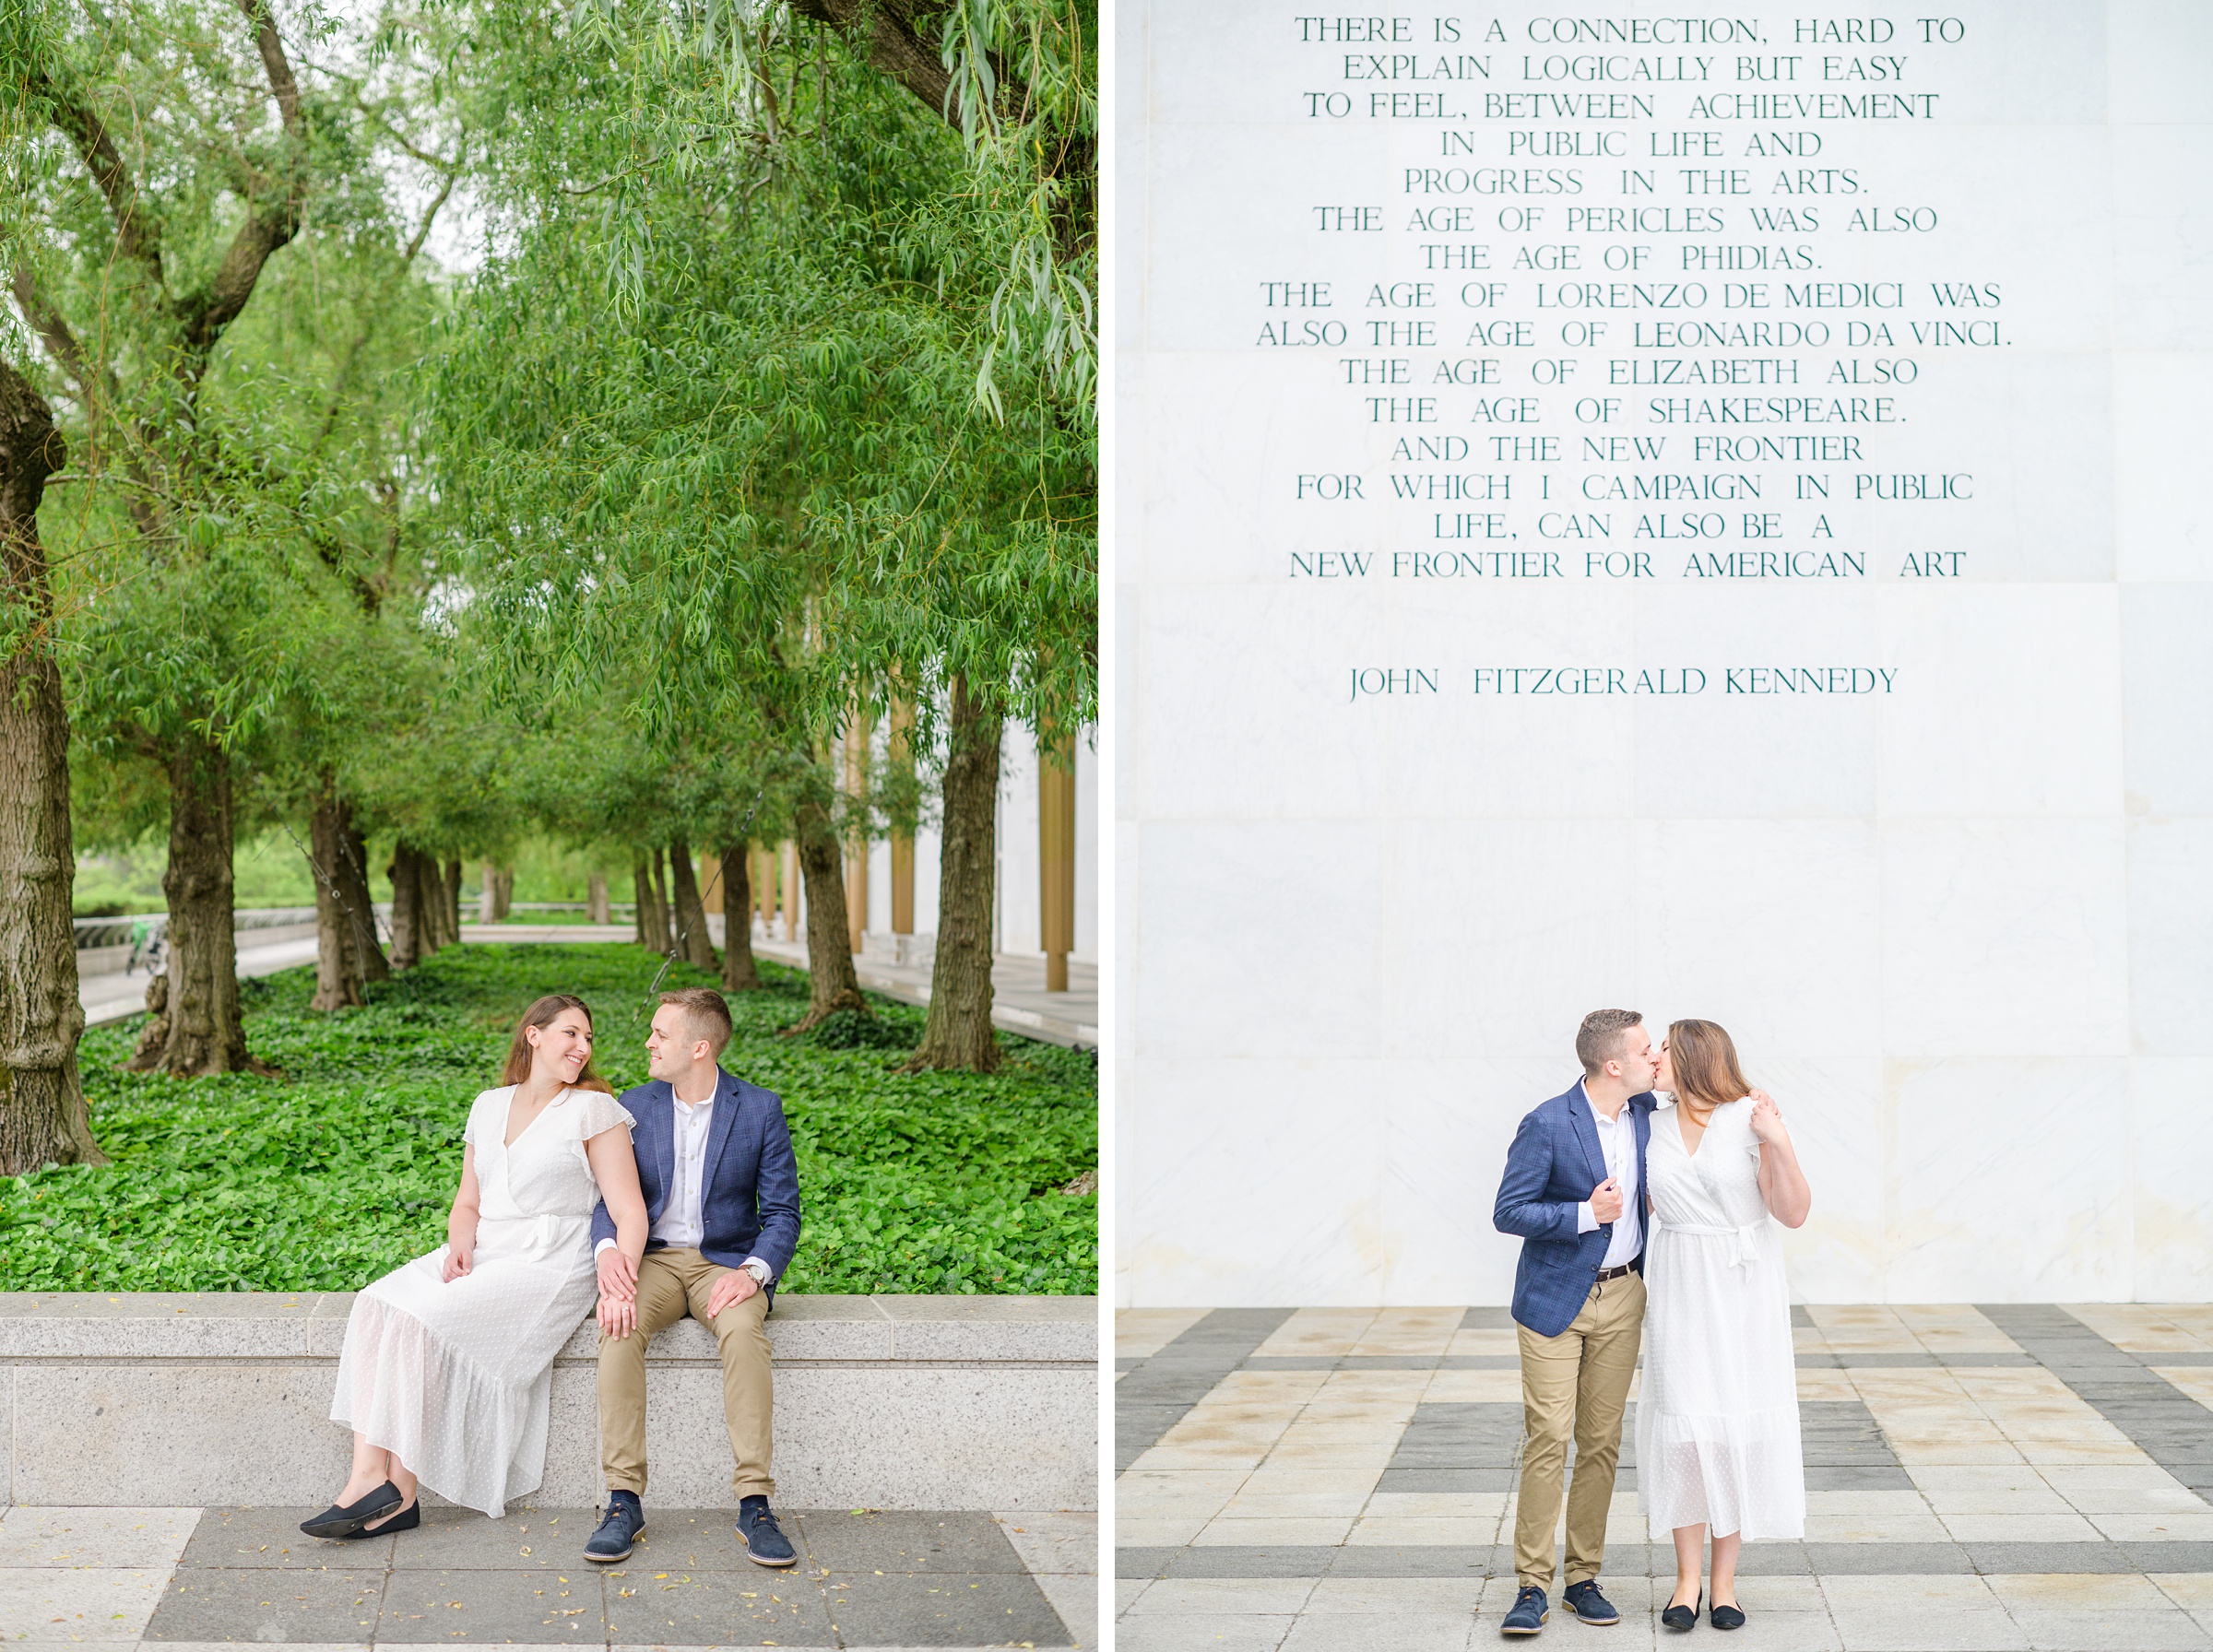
[0,945,1096,1296]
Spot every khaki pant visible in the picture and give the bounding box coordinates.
[1513,1270,1644,1590]
[598,1248,774,1499]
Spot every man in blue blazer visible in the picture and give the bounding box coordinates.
[583,987,803,1570]
[1491,1009,1659,1635]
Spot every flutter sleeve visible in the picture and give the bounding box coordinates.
[575,1090,637,1142]
[461,1088,500,1149]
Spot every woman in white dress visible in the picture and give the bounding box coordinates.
[302,994,648,1538]
[1639,1019,1813,1633]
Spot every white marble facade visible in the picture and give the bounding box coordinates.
[1115,2,2213,1304]
[802,718,1097,965]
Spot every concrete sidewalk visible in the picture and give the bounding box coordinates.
[79,923,1097,1049]
[80,936,320,1030]
[748,934,1098,1051]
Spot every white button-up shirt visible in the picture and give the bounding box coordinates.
[654,1089,716,1250]
[1574,1083,1643,1269]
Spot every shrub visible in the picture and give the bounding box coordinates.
[0,945,1095,1295]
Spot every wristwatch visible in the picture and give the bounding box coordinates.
[740,1257,773,1286]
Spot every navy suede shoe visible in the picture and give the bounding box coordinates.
[1502,1584,1549,1635]
[585,1491,644,1563]
[738,1495,798,1567]
[1562,1579,1620,1624]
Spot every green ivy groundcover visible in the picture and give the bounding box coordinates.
[0,946,1096,1296]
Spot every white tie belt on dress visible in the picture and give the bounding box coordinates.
[474,1211,589,1264]
[1659,1218,1767,1268]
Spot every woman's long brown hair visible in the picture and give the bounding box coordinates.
[1667,1019,1752,1111]
[500,994,616,1094]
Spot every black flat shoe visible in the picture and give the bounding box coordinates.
[358,1500,419,1537]
[1710,1601,1745,1631]
[1662,1587,1701,1632]
[301,1481,404,1540]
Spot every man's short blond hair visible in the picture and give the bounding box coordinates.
[659,987,733,1056]
[1575,1009,1642,1077]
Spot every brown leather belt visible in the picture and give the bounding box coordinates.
[1594,1264,1635,1282]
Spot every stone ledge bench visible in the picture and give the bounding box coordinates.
[0,1292,1096,1513]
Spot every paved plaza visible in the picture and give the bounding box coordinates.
[1116,1304,2213,1650]
[2,1504,1094,1648]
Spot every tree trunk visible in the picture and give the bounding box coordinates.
[586,872,609,925]
[337,820,388,985]
[413,852,439,959]
[669,834,718,970]
[650,848,676,951]
[0,358,103,1173]
[481,863,511,922]
[904,675,1002,1072]
[129,739,270,1076]
[787,787,870,1032]
[631,855,655,948]
[387,842,423,968]
[719,844,763,991]
[416,854,445,956]
[309,778,387,1010]
[441,859,463,944]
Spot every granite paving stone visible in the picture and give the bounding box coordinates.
[1116,1304,2213,1648]
[815,1568,1071,1646]
[143,1566,387,1643]
[1678,1611,1846,1650]
[2006,1610,2213,1651]
[1815,1609,2032,1652]
[96,1498,1083,1646]
[373,1568,604,1643]
[1032,1571,1095,1645]
[0,1565,174,1642]
[2128,1543,2213,1573]
[0,1505,198,1570]
[184,1507,396,1572]
[1805,1466,1918,1490]
[1114,1612,1295,1652]
[1297,1576,1483,1612]
[1273,1611,1478,1651]
[385,1507,591,1570]
[1121,1576,1319,1613]
[1116,1545,1184,1579]
[1319,1545,1508,1578]
[1156,1544,1344,1578]
[602,1567,834,1645]
[793,1509,1031,1575]
[992,1509,1096,1579]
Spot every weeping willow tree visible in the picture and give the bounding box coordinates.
[4,0,464,1085]
[420,0,1095,1061]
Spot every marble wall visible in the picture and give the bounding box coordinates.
[1115,2,2213,1304]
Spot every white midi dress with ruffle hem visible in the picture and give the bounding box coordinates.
[1636,1096,1805,1541]
[329,1086,634,1516]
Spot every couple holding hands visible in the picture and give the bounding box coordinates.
[1495,1010,1815,1636]
[300,986,803,1568]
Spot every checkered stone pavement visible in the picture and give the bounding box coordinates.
[1116,1304,2213,1650]
[1,1503,1094,1648]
